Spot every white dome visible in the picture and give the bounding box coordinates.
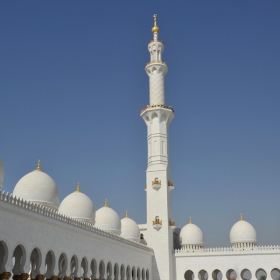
[121,211,140,242]
[95,199,121,235]
[230,215,257,245]
[58,183,95,224]
[180,218,204,247]
[13,160,59,210]
[0,157,4,189]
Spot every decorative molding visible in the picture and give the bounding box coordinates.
[140,104,174,114]
[174,245,280,255]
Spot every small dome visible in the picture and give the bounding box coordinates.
[230,214,257,245]
[95,199,121,235]
[121,211,140,242]
[0,157,4,189]
[180,217,204,247]
[13,160,59,210]
[58,183,95,224]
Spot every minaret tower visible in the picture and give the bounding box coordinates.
[140,15,175,280]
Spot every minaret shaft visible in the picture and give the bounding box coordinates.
[141,15,174,280]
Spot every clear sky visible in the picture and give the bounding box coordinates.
[1,1,279,247]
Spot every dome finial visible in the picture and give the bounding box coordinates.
[151,14,160,34]
[104,198,108,207]
[189,217,193,224]
[76,182,81,192]
[37,159,41,171]
[240,213,244,221]
[125,210,129,218]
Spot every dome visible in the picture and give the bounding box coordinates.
[121,211,140,242]
[0,157,4,189]
[58,183,95,224]
[180,217,204,247]
[13,160,59,210]
[230,214,257,245]
[95,199,121,235]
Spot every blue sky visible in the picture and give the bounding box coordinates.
[1,1,280,247]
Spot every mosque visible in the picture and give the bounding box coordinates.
[0,15,279,280]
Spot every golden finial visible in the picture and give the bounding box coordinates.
[76,182,81,192]
[240,213,244,221]
[36,159,41,171]
[151,14,160,34]
[125,210,129,218]
[189,217,193,224]
[104,198,108,207]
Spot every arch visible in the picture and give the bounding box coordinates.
[141,269,145,280]
[90,259,97,280]
[226,270,237,280]
[184,270,194,280]
[212,269,222,280]
[81,257,89,279]
[199,270,208,280]
[120,265,125,280]
[131,267,136,280]
[136,268,140,280]
[70,255,79,278]
[126,266,130,280]
[12,244,26,275]
[113,264,119,280]
[145,270,149,280]
[30,248,42,279]
[256,269,267,280]
[241,269,252,280]
[106,262,112,280]
[271,268,280,280]
[58,253,67,279]
[0,241,9,273]
[45,251,55,279]
[151,113,159,122]
[99,261,105,280]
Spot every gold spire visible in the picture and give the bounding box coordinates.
[240,213,244,221]
[151,14,160,34]
[76,182,81,192]
[104,198,108,207]
[189,217,193,224]
[125,210,129,218]
[36,159,41,171]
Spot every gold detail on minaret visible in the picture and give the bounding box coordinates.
[152,178,161,185]
[240,213,244,221]
[189,217,193,224]
[153,216,162,225]
[168,181,174,187]
[125,210,129,218]
[76,182,81,192]
[169,219,176,226]
[104,198,108,207]
[151,14,160,34]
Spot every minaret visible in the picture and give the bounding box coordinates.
[140,15,175,280]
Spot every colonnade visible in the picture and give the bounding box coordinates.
[183,268,280,280]
[0,241,149,280]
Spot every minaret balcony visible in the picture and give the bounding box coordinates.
[169,220,176,229]
[168,181,174,190]
[152,178,161,190]
[153,216,162,230]
[146,60,167,67]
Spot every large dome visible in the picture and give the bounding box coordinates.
[0,157,4,189]
[95,199,121,235]
[58,183,95,224]
[13,160,59,210]
[230,214,257,245]
[121,211,140,242]
[180,217,204,247]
